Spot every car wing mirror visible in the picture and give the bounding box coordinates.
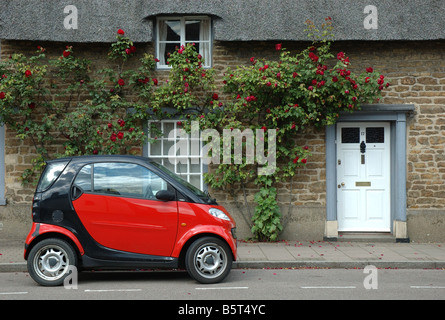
[155,190,176,201]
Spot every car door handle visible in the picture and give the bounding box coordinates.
[71,185,84,200]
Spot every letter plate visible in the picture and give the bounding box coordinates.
[356,181,371,187]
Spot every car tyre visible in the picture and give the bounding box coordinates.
[185,237,232,284]
[27,238,77,286]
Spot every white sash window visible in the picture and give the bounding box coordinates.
[156,16,212,69]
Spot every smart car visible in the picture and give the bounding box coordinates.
[24,155,237,286]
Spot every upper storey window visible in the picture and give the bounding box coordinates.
[156,16,211,69]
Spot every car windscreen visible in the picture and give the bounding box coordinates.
[36,160,69,192]
[150,161,209,200]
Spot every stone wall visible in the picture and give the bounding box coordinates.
[1,39,444,241]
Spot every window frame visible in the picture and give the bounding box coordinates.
[155,16,212,69]
[146,120,207,192]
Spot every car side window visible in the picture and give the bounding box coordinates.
[73,162,170,200]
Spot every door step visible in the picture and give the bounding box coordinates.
[337,232,396,243]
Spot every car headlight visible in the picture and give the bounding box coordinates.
[208,208,230,221]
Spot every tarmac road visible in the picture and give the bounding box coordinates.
[0,268,444,301]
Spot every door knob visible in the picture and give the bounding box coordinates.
[338,182,345,188]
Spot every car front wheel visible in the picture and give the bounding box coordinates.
[27,238,77,286]
[185,237,233,284]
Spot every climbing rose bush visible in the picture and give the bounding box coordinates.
[0,29,158,184]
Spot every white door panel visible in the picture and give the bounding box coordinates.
[337,122,390,232]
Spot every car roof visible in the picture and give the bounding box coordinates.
[47,154,152,164]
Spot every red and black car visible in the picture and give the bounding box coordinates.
[24,155,237,286]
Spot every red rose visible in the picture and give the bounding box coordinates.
[118,78,125,86]
[25,70,32,77]
[152,78,158,85]
[301,159,307,164]
[0,92,5,99]
[63,50,71,58]
[275,43,282,51]
[117,131,124,139]
[293,156,299,164]
[212,93,219,100]
[110,133,117,142]
[366,67,373,73]
[308,52,319,62]
[117,29,125,35]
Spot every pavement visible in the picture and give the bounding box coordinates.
[1,238,445,272]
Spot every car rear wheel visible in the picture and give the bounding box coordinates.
[27,238,77,286]
[185,237,233,284]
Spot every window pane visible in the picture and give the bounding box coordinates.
[189,175,201,189]
[150,139,162,156]
[91,162,168,200]
[341,127,360,143]
[37,161,68,192]
[159,20,180,41]
[186,20,201,41]
[163,139,174,156]
[160,42,180,65]
[190,160,201,173]
[74,165,92,192]
[366,127,385,143]
[177,162,187,174]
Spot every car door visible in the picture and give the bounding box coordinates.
[71,162,178,257]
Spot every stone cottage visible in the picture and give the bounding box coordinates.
[0,0,444,242]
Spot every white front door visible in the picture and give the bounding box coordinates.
[337,122,391,232]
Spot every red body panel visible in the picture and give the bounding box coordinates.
[172,202,237,259]
[72,193,178,256]
[24,222,85,258]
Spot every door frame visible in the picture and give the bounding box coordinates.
[325,104,414,242]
